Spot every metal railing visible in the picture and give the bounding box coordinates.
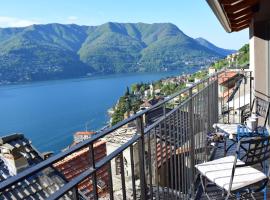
[0,69,252,200]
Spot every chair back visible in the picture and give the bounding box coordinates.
[251,97,270,127]
[238,136,270,167]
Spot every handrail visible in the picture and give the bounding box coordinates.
[0,69,226,192]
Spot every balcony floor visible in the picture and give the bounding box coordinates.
[198,141,270,200]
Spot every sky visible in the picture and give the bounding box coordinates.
[0,0,248,49]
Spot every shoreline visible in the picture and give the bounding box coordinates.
[0,66,202,88]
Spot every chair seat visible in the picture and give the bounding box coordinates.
[195,156,267,191]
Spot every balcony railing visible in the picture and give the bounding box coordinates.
[0,69,252,200]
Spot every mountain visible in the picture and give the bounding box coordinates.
[0,22,234,84]
[0,24,93,83]
[196,37,236,56]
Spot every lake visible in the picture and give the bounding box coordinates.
[0,67,200,153]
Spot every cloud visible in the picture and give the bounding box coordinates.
[0,16,38,27]
[67,16,79,24]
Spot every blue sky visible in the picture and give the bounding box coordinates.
[0,0,248,49]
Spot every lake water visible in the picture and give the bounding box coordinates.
[0,67,200,153]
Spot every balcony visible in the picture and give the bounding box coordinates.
[1,69,267,200]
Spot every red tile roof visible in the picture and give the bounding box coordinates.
[53,140,109,198]
[218,71,238,85]
[75,131,96,136]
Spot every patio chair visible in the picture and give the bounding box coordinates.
[240,96,270,127]
[251,96,270,128]
[196,136,270,200]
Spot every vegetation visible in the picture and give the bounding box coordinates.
[111,87,143,125]
[189,70,208,80]
[0,22,235,85]
[158,81,186,96]
[111,79,186,125]
[212,43,249,70]
[237,44,249,67]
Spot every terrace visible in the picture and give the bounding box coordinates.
[1,0,270,199]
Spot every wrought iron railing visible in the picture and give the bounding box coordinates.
[0,69,252,200]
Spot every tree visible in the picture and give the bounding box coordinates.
[125,97,132,112]
[131,84,138,94]
[125,86,130,96]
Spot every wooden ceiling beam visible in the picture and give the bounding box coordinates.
[231,23,250,30]
[220,0,244,6]
[231,25,250,30]
[223,0,259,14]
[227,7,253,19]
[229,13,253,22]
[231,19,251,27]
[221,0,259,5]
[232,24,250,32]
[230,19,251,27]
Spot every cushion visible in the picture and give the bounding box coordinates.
[195,156,267,191]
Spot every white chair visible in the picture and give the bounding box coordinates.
[196,136,270,200]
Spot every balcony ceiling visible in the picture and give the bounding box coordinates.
[207,0,261,32]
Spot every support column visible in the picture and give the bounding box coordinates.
[249,0,270,102]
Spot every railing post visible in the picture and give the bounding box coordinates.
[89,143,98,200]
[72,187,79,200]
[188,88,195,199]
[207,79,211,133]
[108,162,114,200]
[227,71,230,123]
[215,73,219,123]
[204,79,211,162]
[250,71,253,112]
[120,153,127,200]
[162,104,170,195]
[136,115,147,200]
[130,145,137,200]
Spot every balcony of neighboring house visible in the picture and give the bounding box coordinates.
[0,0,270,200]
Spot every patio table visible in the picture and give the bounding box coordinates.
[213,123,269,155]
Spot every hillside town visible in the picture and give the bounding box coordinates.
[109,45,249,128]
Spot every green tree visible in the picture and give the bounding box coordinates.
[131,83,138,94]
[125,86,130,96]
